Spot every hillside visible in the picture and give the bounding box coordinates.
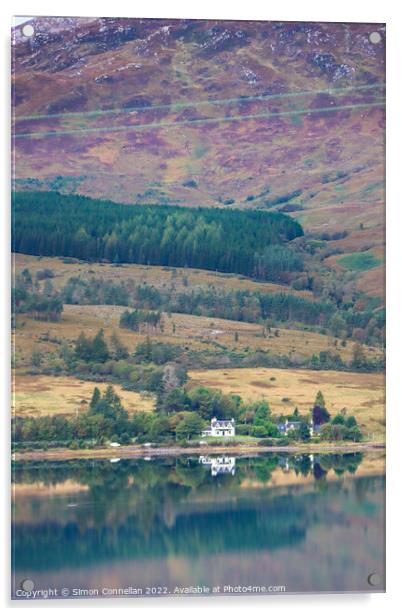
[10,18,385,454]
[13,252,385,350]
[12,18,385,252]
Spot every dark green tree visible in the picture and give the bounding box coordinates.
[89,387,101,412]
[296,423,311,442]
[110,331,129,360]
[91,329,110,362]
[175,413,204,441]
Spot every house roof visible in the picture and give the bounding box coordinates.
[211,418,235,428]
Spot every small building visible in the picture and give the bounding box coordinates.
[278,419,302,435]
[201,417,236,438]
[278,419,322,437]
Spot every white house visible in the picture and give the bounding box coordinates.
[201,417,236,438]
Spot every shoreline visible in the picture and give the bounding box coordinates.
[12,442,385,462]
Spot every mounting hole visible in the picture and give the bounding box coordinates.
[369,32,381,44]
[367,572,381,587]
[21,578,35,592]
[22,24,34,38]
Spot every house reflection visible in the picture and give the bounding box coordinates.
[199,455,236,477]
[277,454,317,473]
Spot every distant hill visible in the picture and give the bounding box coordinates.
[12,17,385,251]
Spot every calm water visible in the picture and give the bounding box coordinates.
[12,452,385,599]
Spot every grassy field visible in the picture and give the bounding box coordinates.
[12,374,155,417]
[13,303,382,369]
[13,253,314,298]
[189,367,385,441]
[337,252,382,272]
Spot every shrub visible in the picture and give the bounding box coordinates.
[36,268,54,280]
[236,424,251,436]
[345,416,357,428]
[250,425,268,438]
[331,414,346,425]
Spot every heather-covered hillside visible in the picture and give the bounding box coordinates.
[11,17,385,300]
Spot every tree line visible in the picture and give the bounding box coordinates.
[12,286,63,322]
[61,275,384,345]
[12,383,363,450]
[119,309,162,332]
[12,191,304,282]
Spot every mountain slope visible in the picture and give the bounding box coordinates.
[12,17,385,257]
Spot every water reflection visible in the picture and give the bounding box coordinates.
[12,452,385,596]
[199,455,236,476]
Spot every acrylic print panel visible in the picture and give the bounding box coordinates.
[11,17,385,600]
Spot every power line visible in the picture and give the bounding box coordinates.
[14,83,385,122]
[14,100,385,139]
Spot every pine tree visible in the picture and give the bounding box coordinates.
[143,335,153,362]
[75,332,92,362]
[312,390,330,425]
[315,390,326,409]
[89,387,101,412]
[110,331,129,360]
[104,385,121,409]
[91,329,110,362]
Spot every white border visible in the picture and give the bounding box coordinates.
[2,0,401,613]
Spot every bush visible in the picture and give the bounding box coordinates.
[345,426,363,442]
[36,268,54,280]
[250,425,268,438]
[112,360,133,379]
[47,358,65,375]
[331,414,346,425]
[236,424,251,436]
[258,439,274,446]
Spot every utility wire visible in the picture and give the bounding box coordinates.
[14,100,385,139]
[14,83,385,122]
